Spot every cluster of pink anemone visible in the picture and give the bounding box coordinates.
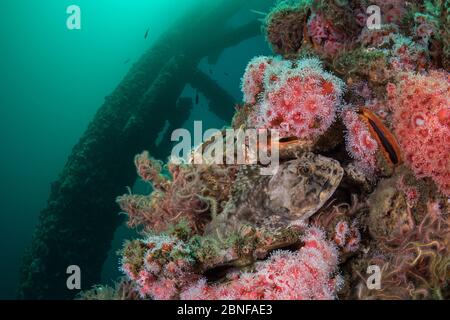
[241,57,344,141]
[389,71,450,196]
[180,227,343,300]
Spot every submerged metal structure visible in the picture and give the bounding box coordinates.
[19,0,263,299]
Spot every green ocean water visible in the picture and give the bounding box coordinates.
[0,0,271,299]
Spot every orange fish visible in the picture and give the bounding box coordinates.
[357,107,402,166]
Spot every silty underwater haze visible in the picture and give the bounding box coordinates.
[0,0,271,299]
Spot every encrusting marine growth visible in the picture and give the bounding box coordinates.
[81,0,449,300]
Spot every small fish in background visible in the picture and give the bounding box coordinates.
[123,58,131,65]
[195,91,199,105]
[250,9,267,23]
[250,9,267,16]
[209,68,213,75]
[144,28,150,39]
[224,72,229,76]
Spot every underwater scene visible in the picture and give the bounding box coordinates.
[0,0,449,301]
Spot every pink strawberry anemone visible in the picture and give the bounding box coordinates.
[242,57,345,141]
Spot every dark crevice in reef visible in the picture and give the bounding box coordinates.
[18,0,263,300]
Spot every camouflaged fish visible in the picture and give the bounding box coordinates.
[206,152,344,235]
